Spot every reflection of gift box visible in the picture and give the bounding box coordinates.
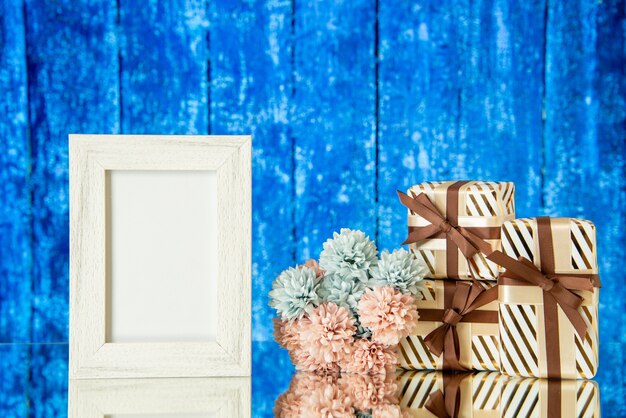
[498,217,600,378]
[501,377,600,418]
[398,280,500,371]
[399,370,507,417]
[403,180,515,281]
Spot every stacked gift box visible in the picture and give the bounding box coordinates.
[395,180,601,417]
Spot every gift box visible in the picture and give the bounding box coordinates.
[497,217,601,379]
[501,377,600,418]
[399,180,515,280]
[398,280,500,372]
[399,370,507,417]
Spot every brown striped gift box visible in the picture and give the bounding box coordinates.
[399,370,507,418]
[403,180,515,281]
[501,377,600,418]
[498,217,600,379]
[398,280,501,372]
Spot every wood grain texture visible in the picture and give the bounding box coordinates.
[0,345,29,417]
[28,344,69,418]
[69,376,250,417]
[544,0,626,344]
[456,0,544,216]
[25,0,120,342]
[119,0,208,134]
[209,0,294,341]
[0,0,31,342]
[292,0,377,259]
[378,0,464,250]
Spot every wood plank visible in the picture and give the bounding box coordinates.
[378,0,545,251]
[0,345,29,415]
[378,0,465,250]
[25,0,119,341]
[27,343,69,418]
[544,0,625,342]
[456,0,544,216]
[292,0,377,258]
[119,0,208,134]
[209,0,294,341]
[0,0,32,342]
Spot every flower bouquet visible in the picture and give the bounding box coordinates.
[274,372,408,417]
[269,229,427,374]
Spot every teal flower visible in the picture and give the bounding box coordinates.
[318,273,365,313]
[369,249,427,296]
[319,229,378,282]
[269,267,321,320]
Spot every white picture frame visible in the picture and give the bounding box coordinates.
[68,377,251,417]
[69,134,251,378]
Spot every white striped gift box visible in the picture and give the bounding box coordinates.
[498,217,600,379]
[398,280,500,372]
[407,180,515,281]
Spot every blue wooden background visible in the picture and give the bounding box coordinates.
[0,0,625,415]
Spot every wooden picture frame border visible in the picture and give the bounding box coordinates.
[69,134,251,378]
[68,377,251,417]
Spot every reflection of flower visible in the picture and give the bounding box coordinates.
[300,303,356,363]
[358,287,419,345]
[269,266,321,320]
[275,372,405,418]
[273,389,301,418]
[340,374,399,411]
[318,273,365,313]
[372,404,406,418]
[341,339,397,375]
[301,381,354,417]
[369,249,427,296]
[319,229,378,282]
[302,259,325,278]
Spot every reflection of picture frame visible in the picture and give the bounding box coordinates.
[69,135,251,378]
[68,377,250,417]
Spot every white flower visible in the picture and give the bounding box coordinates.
[319,229,378,282]
[318,273,365,313]
[369,249,427,296]
[269,267,321,320]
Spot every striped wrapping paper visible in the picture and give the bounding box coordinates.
[407,181,515,281]
[501,377,600,418]
[398,370,507,417]
[498,217,600,379]
[398,280,500,372]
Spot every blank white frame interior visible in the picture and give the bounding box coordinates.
[69,135,251,378]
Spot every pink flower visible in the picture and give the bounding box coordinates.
[290,372,339,398]
[273,317,302,351]
[358,287,419,345]
[372,404,409,418]
[300,302,356,363]
[302,259,325,278]
[301,381,353,417]
[341,339,398,375]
